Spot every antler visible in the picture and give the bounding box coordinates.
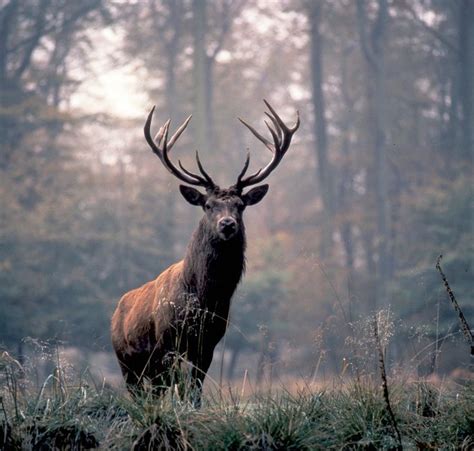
[234,100,300,189]
[144,106,216,189]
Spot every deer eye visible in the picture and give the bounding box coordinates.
[204,203,212,211]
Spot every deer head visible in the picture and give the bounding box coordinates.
[144,100,299,241]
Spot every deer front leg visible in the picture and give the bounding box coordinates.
[186,351,214,408]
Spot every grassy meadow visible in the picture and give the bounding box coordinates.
[0,347,472,450]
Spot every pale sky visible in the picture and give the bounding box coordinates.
[70,27,147,119]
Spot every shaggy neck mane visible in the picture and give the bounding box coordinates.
[182,217,246,313]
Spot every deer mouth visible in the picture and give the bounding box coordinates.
[219,230,237,241]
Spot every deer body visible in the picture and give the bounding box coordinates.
[111,101,299,404]
[112,203,246,392]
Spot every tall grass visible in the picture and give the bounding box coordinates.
[0,347,472,450]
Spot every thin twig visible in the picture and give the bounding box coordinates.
[373,314,403,450]
[436,255,474,356]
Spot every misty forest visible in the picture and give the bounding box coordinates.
[0,0,473,448]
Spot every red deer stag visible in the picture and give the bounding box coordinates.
[111,100,299,404]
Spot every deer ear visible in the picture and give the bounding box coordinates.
[179,185,206,206]
[242,184,269,206]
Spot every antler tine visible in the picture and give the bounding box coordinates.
[176,151,215,186]
[236,152,251,185]
[178,160,208,184]
[264,112,282,146]
[263,99,288,132]
[234,100,299,190]
[145,107,165,163]
[195,151,215,186]
[154,122,168,147]
[293,110,301,132]
[265,99,300,133]
[264,119,281,150]
[238,117,274,152]
[168,115,192,149]
[144,106,215,188]
[161,120,170,153]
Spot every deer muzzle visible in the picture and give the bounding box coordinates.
[217,217,238,240]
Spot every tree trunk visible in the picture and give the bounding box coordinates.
[0,0,19,168]
[357,0,391,308]
[459,0,474,158]
[338,45,356,303]
[192,0,211,151]
[307,0,334,259]
[164,0,184,261]
[150,0,185,262]
[163,0,182,122]
[205,54,216,149]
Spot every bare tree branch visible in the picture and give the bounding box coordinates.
[208,0,246,61]
[14,0,52,79]
[400,1,457,53]
[356,0,378,69]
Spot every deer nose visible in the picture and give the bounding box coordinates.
[218,217,237,234]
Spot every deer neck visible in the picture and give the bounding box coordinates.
[182,219,246,312]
